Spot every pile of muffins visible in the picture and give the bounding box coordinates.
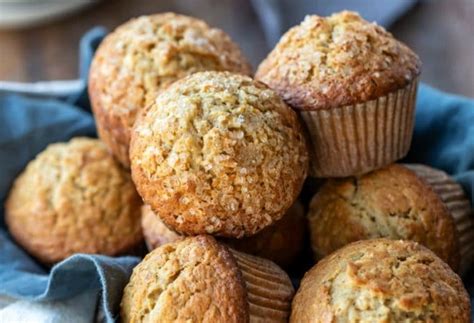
[5,11,473,322]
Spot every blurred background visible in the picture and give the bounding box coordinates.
[0,0,472,97]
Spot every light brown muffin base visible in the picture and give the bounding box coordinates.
[230,249,294,323]
[406,164,474,275]
[300,77,419,177]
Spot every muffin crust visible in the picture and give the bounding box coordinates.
[256,11,421,110]
[89,13,252,167]
[130,71,309,238]
[308,164,459,270]
[121,235,294,322]
[291,239,470,322]
[5,138,143,264]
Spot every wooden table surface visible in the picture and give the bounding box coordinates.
[0,0,473,97]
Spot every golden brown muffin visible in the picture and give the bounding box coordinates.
[406,164,474,276]
[142,201,306,268]
[290,239,471,323]
[308,164,460,270]
[256,11,421,177]
[130,71,309,238]
[89,13,252,167]
[121,235,294,322]
[5,138,143,265]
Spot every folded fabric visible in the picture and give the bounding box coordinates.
[1,27,474,323]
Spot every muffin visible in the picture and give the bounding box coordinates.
[130,71,309,238]
[290,239,471,322]
[308,164,459,270]
[256,11,421,177]
[406,164,474,275]
[5,138,143,264]
[89,13,252,167]
[142,201,306,268]
[121,235,294,322]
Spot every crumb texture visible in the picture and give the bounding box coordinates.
[130,71,308,238]
[121,236,248,322]
[256,11,421,110]
[308,164,459,270]
[290,239,471,323]
[5,138,143,264]
[89,13,252,166]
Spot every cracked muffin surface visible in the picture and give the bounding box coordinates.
[308,164,459,270]
[121,235,294,323]
[130,71,309,238]
[255,11,421,110]
[121,235,248,323]
[5,137,143,264]
[291,239,470,323]
[89,13,252,167]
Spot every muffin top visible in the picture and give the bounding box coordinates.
[291,239,470,323]
[130,71,309,238]
[121,235,248,322]
[5,138,143,264]
[256,11,421,110]
[308,164,459,270]
[89,13,251,166]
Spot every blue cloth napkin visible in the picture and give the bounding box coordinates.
[1,28,474,322]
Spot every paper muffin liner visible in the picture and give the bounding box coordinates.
[229,249,294,322]
[406,164,474,276]
[299,77,419,177]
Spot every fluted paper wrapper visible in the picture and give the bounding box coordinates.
[300,78,419,177]
[406,164,474,276]
[230,249,294,323]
